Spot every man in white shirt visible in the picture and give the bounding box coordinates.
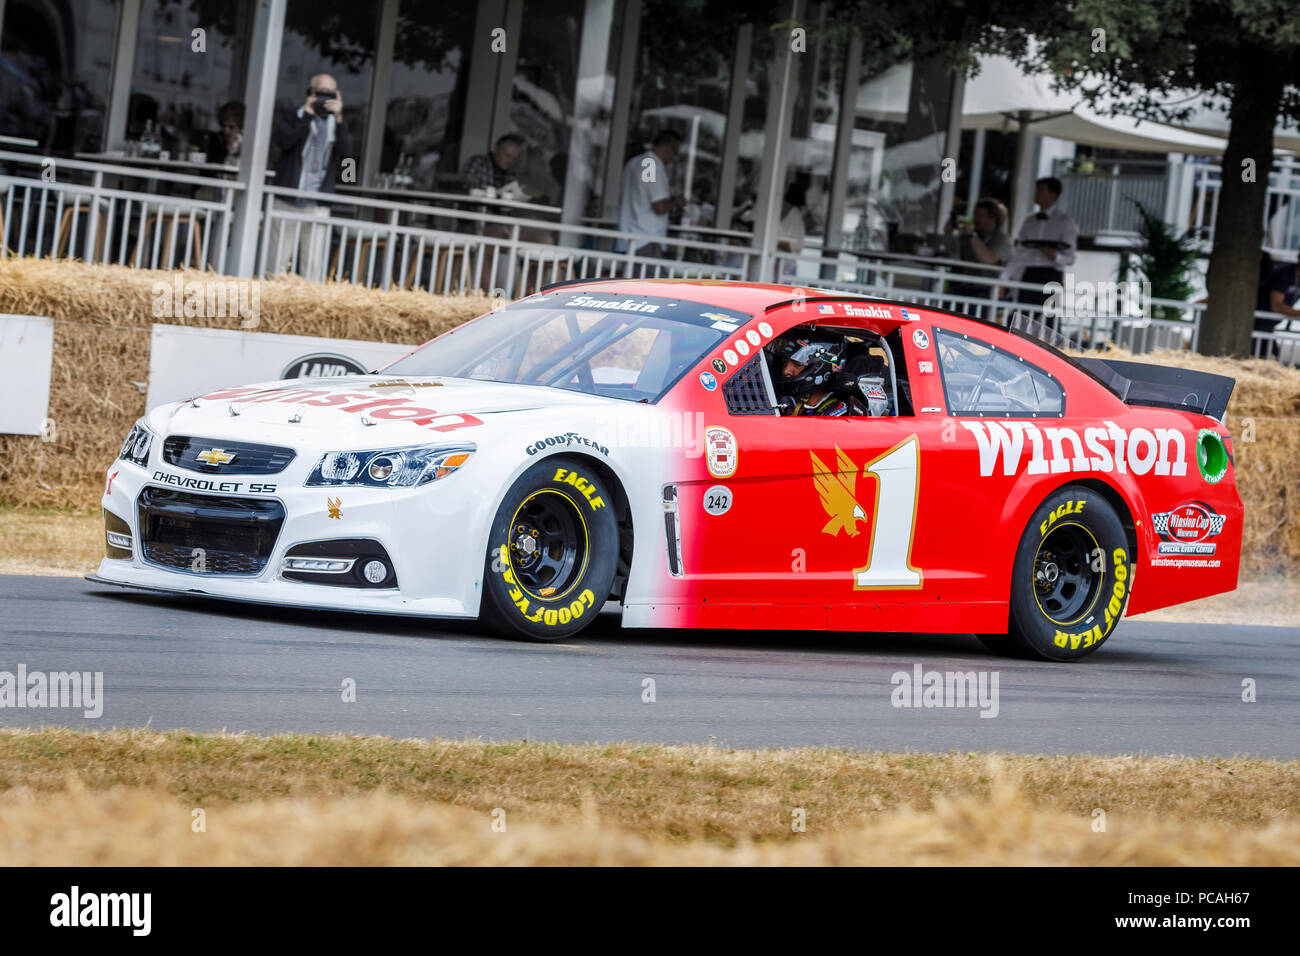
[618,129,683,257]
[999,177,1078,322]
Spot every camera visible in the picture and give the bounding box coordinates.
[309,89,337,113]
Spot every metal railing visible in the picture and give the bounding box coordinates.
[1188,160,1300,254]
[777,247,1205,355]
[1052,161,1168,237]
[259,185,755,298]
[1251,312,1300,365]
[5,150,1297,364]
[0,151,242,272]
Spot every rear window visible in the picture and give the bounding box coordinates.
[935,329,1064,416]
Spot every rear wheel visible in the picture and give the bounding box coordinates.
[989,485,1132,661]
[480,456,619,641]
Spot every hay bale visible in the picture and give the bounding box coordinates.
[1091,347,1300,575]
[0,259,492,510]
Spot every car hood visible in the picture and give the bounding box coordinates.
[146,374,622,451]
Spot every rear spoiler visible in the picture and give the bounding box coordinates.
[1072,357,1235,422]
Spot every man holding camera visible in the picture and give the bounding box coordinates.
[272,73,354,281]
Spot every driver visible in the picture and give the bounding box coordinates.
[769,332,861,416]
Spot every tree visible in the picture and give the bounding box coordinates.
[978,0,1300,356]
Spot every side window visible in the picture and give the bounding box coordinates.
[935,329,1064,416]
[723,353,779,415]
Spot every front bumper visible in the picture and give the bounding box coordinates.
[95,459,485,619]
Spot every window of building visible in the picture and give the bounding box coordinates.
[126,0,254,159]
[0,0,121,152]
[382,0,475,187]
[627,0,734,229]
[934,329,1064,416]
[271,0,376,178]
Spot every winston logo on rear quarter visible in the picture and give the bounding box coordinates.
[961,421,1187,478]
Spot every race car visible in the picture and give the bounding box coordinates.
[92,280,1242,660]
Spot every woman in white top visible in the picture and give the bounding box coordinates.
[777,182,807,281]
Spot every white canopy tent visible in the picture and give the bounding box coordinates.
[857,56,1229,155]
[1152,94,1300,154]
[856,55,1230,231]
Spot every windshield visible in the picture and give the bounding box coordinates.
[382,292,748,402]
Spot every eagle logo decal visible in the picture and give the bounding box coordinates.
[810,447,867,537]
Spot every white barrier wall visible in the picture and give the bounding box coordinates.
[0,315,54,436]
[146,325,415,410]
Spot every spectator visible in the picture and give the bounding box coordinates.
[950,197,1012,299]
[617,129,683,256]
[271,73,354,281]
[461,133,524,196]
[1260,257,1300,357]
[681,178,717,263]
[999,177,1079,322]
[207,101,243,165]
[1256,250,1275,313]
[777,182,807,281]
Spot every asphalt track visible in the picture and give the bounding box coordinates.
[0,573,1296,758]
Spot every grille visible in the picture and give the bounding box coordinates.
[723,354,778,415]
[163,436,296,475]
[138,487,284,576]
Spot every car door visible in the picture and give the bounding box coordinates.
[673,305,998,631]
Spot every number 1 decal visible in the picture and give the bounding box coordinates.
[854,435,922,589]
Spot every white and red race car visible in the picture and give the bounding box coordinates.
[93,280,1242,660]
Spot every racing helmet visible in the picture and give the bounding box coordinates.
[769,332,846,398]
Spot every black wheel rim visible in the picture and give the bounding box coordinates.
[1033,522,1100,626]
[508,490,588,600]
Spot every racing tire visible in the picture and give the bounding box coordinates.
[480,455,619,642]
[989,485,1133,662]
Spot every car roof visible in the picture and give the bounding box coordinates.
[540,278,1008,337]
[539,278,810,313]
[539,276,1105,377]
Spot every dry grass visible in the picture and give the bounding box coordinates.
[0,729,1295,865]
[1,259,1297,573]
[0,506,102,576]
[1129,576,1300,626]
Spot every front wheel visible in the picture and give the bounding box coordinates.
[479,456,619,641]
[992,485,1133,661]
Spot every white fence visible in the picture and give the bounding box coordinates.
[3,150,1298,364]
[0,152,242,272]
[1052,161,1168,236]
[257,185,754,298]
[1187,158,1300,255]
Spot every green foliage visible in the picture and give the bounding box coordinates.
[973,0,1300,125]
[1128,199,1200,320]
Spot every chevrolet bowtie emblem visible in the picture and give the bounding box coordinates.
[196,448,236,466]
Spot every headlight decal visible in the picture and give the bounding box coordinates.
[119,419,155,467]
[307,444,475,488]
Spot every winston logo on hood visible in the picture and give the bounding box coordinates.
[199,385,483,433]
